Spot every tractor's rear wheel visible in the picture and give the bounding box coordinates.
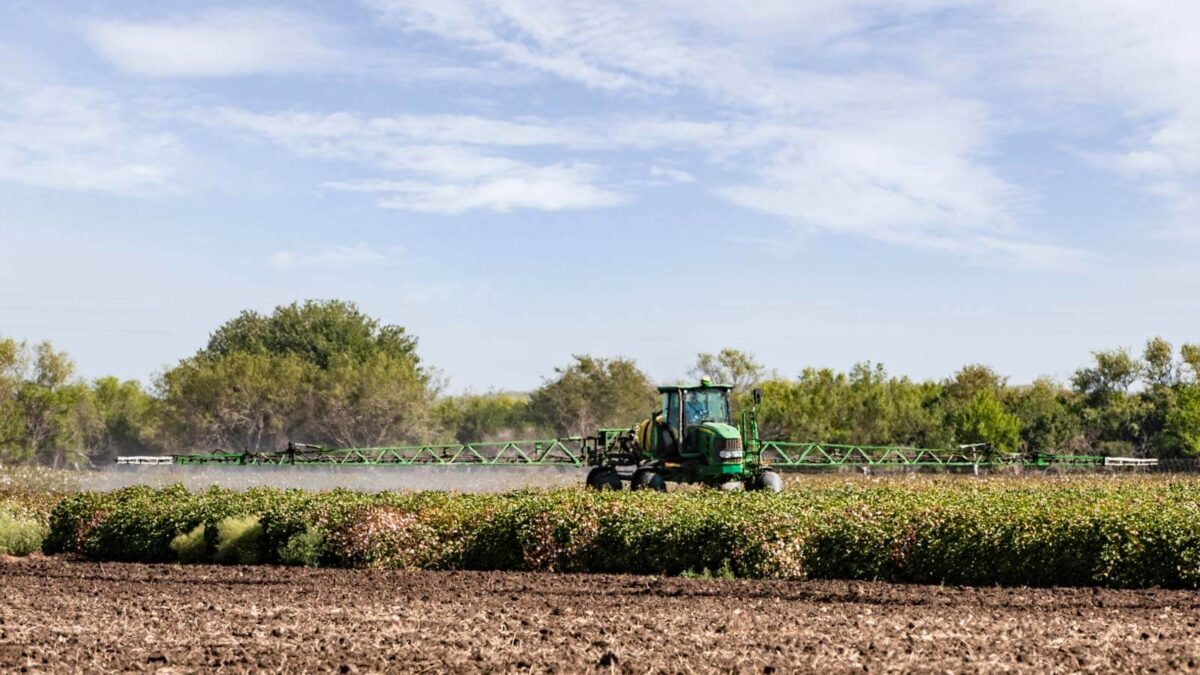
[586,467,623,491]
[631,469,666,492]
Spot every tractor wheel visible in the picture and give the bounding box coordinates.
[586,467,623,491]
[718,480,744,492]
[758,470,784,493]
[631,469,666,492]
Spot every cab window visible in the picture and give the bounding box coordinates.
[662,391,681,428]
[683,389,730,426]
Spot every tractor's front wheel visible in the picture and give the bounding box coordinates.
[586,467,623,491]
[631,469,666,492]
[747,470,783,493]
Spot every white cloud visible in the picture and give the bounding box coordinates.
[207,106,623,213]
[361,0,1083,269]
[269,244,391,269]
[648,166,694,184]
[207,107,591,154]
[325,163,621,214]
[86,9,340,77]
[363,0,652,90]
[0,81,181,195]
[997,0,1200,238]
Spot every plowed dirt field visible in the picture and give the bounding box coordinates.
[3,557,1199,673]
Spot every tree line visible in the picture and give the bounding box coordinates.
[2,300,1199,466]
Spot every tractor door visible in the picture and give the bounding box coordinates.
[657,390,682,456]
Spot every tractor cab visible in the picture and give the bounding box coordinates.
[659,378,733,431]
[651,378,742,466]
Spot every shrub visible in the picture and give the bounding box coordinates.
[37,477,1200,588]
[215,515,264,565]
[0,510,43,556]
[170,524,208,563]
[279,527,326,567]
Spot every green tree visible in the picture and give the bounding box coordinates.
[0,338,25,456]
[1163,385,1200,457]
[844,362,908,445]
[1180,344,1200,383]
[689,348,766,391]
[1005,378,1080,452]
[755,370,845,443]
[1072,348,1140,403]
[435,393,531,443]
[1142,336,1177,388]
[944,364,1006,405]
[755,364,947,447]
[0,339,92,466]
[309,352,435,448]
[158,300,435,451]
[202,299,419,368]
[158,351,310,452]
[1070,347,1151,455]
[81,377,160,462]
[527,355,657,437]
[1076,393,1151,456]
[954,390,1021,453]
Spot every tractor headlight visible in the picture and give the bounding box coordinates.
[718,450,743,460]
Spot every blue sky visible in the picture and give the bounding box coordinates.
[1,1,1198,392]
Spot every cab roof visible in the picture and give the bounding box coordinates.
[657,378,732,393]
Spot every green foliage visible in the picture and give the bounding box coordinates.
[42,484,297,561]
[83,377,160,463]
[435,393,531,442]
[0,339,161,466]
[943,364,1006,405]
[214,515,264,565]
[689,348,766,392]
[758,337,1193,457]
[202,299,418,369]
[680,562,736,580]
[1006,378,1080,452]
[1078,390,1152,455]
[1143,337,1177,388]
[1182,344,1200,383]
[37,479,1200,588]
[279,526,326,567]
[311,351,436,448]
[0,338,90,466]
[0,509,44,556]
[7,322,1200,464]
[1073,347,1140,402]
[528,355,657,437]
[954,390,1022,453]
[1164,386,1200,457]
[756,364,947,448]
[157,351,310,452]
[157,300,436,451]
[170,524,208,563]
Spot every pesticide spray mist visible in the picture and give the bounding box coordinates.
[86,465,586,493]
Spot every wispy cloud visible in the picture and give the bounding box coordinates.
[206,107,592,154]
[86,8,340,77]
[0,81,181,195]
[360,0,1087,269]
[205,107,623,213]
[325,163,622,214]
[269,244,392,269]
[648,166,695,185]
[1005,1,1200,239]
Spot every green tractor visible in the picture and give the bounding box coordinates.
[583,378,782,492]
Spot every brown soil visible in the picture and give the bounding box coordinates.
[2,557,1199,673]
